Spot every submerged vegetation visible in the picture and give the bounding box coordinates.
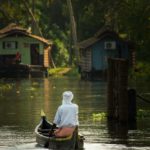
[0,83,13,97]
[92,109,150,122]
[137,109,150,119]
[0,83,12,91]
[92,112,107,121]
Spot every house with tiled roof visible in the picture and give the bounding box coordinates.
[0,23,53,68]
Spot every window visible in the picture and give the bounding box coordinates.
[104,41,116,49]
[3,41,18,49]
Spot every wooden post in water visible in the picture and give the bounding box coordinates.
[128,89,136,122]
[128,88,137,129]
[107,58,128,123]
[107,58,115,119]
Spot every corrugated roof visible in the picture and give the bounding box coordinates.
[0,23,52,45]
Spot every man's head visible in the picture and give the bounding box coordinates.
[62,91,74,104]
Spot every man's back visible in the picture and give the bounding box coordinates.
[57,103,79,127]
[53,91,79,137]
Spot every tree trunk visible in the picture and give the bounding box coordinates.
[22,0,43,37]
[67,0,79,65]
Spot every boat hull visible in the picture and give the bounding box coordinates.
[35,117,84,149]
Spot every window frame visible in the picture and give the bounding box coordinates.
[3,41,18,49]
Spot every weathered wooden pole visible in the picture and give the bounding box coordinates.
[128,88,137,129]
[117,59,128,122]
[128,89,137,122]
[107,58,128,123]
[107,58,116,119]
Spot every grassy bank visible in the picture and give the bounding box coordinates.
[48,62,150,79]
[48,67,80,78]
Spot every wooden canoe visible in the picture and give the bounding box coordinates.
[35,116,84,149]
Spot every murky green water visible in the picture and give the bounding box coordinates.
[0,77,149,150]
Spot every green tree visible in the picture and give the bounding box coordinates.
[0,0,149,65]
[118,0,150,61]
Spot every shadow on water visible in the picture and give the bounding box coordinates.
[0,77,149,149]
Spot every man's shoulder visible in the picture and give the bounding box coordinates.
[59,103,78,108]
[72,103,78,108]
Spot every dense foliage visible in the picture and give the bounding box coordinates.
[0,0,149,66]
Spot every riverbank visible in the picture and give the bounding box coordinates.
[48,67,80,77]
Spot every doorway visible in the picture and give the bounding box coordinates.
[30,44,40,65]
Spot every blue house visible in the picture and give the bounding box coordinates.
[77,26,134,80]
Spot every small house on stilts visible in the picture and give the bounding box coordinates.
[77,26,135,80]
[0,23,53,77]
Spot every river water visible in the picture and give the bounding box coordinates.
[0,77,149,150]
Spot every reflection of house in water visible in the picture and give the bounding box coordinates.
[0,23,53,77]
[77,26,135,80]
[44,78,52,112]
[43,78,58,119]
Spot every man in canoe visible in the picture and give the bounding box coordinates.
[52,91,79,137]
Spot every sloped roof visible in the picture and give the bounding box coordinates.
[0,23,28,34]
[76,37,99,49]
[94,26,116,38]
[77,26,120,49]
[0,23,52,45]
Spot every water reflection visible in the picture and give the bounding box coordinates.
[0,77,149,150]
[107,121,128,144]
[1,143,150,150]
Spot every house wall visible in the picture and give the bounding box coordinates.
[80,36,129,72]
[120,42,129,59]
[80,49,91,72]
[91,37,119,71]
[0,36,45,65]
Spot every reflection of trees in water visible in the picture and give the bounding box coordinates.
[107,120,128,143]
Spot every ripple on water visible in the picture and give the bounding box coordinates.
[1,143,149,150]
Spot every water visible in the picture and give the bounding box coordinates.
[0,77,149,150]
